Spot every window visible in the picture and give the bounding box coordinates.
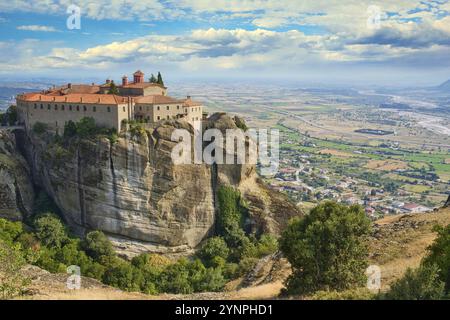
[76,106,80,111]
[69,105,72,111]
[167,115,170,119]
[61,105,65,111]
[123,106,126,112]
[83,106,87,111]
[54,105,58,111]
[166,106,169,110]
[177,105,180,109]
[157,116,160,120]
[47,104,50,110]
[157,106,160,111]
[107,107,111,112]
[34,103,37,109]
[93,106,96,112]
[139,106,142,111]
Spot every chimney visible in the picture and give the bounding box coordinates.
[68,83,72,89]
[91,82,95,86]
[187,95,191,99]
[133,70,144,83]
[122,75,128,86]
[106,79,111,84]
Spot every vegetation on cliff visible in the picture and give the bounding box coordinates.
[280,201,372,296]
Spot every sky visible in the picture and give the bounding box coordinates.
[1,0,450,86]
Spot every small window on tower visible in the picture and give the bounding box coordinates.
[93,106,96,112]
[123,106,126,112]
[69,105,72,111]
[34,103,37,109]
[107,107,111,112]
[61,105,65,111]
[83,106,87,111]
[166,106,169,110]
[54,105,58,111]
[76,106,80,111]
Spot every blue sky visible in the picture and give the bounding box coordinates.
[1,0,450,86]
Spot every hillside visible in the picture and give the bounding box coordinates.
[16,207,450,300]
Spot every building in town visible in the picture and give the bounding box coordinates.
[16,70,203,133]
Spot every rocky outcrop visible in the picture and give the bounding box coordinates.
[0,130,34,220]
[444,194,450,208]
[18,113,301,256]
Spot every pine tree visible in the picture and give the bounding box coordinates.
[149,74,157,83]
[108,82,119,95]
[157,72,164,86]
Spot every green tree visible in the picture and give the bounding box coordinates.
[82,231,115,261]
[108,82,119,94]
[6,105,17,125]
[156,72,164,86]
[198,237,230,267]
[383,264,445,300]
[76,117,97,138]
[32,122,47,134]
[422,224,450,292]
[217,186,248,248]
[102,258,143,292]
[0,240,30,299]
[149,74,157,83]
[280,201,371,295]
[0,218,23,244]
[34,214,68,248]
[64,120,77,138]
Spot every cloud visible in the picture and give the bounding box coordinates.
[17,25,58,32]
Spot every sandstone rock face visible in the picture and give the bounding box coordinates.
[20,114,301,256]
[0,130,34,221]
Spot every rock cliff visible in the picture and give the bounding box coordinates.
[0,130,34,221]
[3,114,301,256]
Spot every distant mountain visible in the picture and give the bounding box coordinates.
[437,79,450,91]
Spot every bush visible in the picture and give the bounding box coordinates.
[34,214,68,248]
[198,237,230,267]
[63,120,77,138]
[102,257,143,292]
[280,201,371,295]
[0,218,23,244]
[0,240,30,299]
[382,264,445,300]
[311,288,375,300]
[422,224,450,292]
[217,186,248,248]
[33,122,47,134]
[82,231,115,261]
[76,117,97,138]
[6,105,18,125]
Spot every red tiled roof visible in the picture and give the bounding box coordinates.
[17,93,128,105]
[133,70,144,75]
[182,98,202,107]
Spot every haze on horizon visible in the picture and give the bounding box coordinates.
[1,1,450,87]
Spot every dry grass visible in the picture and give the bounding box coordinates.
[365,159,408,171]
[318,149,353,158]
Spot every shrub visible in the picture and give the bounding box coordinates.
[280,201,371,295]
[198,237,230,267]
[32,122,47,134]
[255,234,278,257]
[382,264,445,300]
[311,288,375,300]
[217,186,248,248]
[0,240,30,299]
[76,117,97,138]
[82,231,115,261]
[34,214,68,248]
[0,218,23,244]
[6,105,17,125]
[63,120,77,138]
[102,257,143,292]
[422,224,450,292]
